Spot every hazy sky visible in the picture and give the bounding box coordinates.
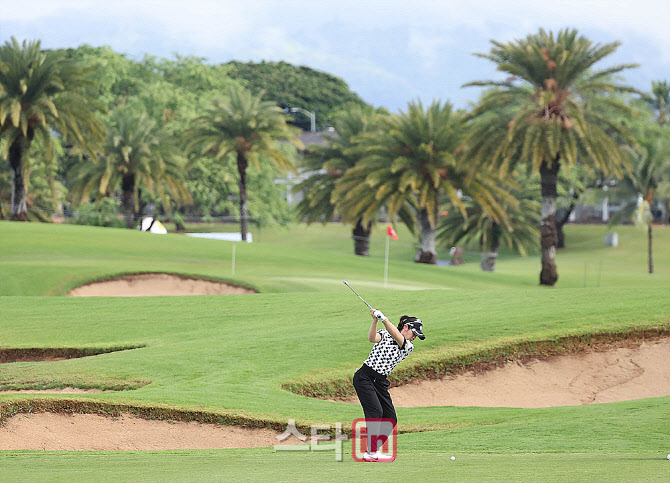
[2,1,668,113]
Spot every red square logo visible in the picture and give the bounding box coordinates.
[352,418,397,462]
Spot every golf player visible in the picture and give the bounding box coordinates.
[353,307,425,462]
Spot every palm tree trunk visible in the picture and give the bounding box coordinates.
[648,224,654,274]
[481,223,501,272]
[121,174,136,229]
[539,158,560,286]
[352,218,372,256]
[556,191,579,249]
[237,152,249,242]
[415,207,437,264]
[9,138,28,221]
[174,212,186,232]
[136,187,145,223]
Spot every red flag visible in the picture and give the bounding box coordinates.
[386,225,398,240]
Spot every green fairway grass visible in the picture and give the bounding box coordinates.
[1,221,669,295]
[0,448,668,482]
[0,288,668,422]
[1,220,669,481]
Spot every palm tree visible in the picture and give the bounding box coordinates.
[335,100,508,264]
[294,105,385,256]
[644,82,670,223]
[185,85,301,241]
[70,106,191,228]
[437,174,540,272]
[465,28,637,285]
[608,137,670,274]
[644,80,670,125]
[1,135,67,221]
[0,37,105,221]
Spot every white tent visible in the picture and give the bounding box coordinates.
[140,217,168,234]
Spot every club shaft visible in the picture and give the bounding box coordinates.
[343,281,373,310]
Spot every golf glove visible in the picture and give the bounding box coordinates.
[373,310,386,321]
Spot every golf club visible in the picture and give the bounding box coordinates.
[343,281,388,323]
[342,280,373,310]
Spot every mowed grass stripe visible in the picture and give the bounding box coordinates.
[0,450,668,483]
[0,287,668,425]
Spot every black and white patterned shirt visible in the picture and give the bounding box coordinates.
[364,329,414,376]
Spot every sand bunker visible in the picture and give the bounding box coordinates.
[3,339,668,450]
[68,273,256,297]
[390,338,670,408]
[0,413,299,450]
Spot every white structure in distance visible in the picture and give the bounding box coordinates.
[140,217,168,234]
[185,232,253,243]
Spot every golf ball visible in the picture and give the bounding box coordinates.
[450,456,456,461]
[667,454,670,460]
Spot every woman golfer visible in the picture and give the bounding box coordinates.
[353,307,425,462]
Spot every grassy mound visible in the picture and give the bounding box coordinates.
[283,325,670,398]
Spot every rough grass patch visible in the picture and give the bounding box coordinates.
[0,399,313,435]
[0,344,146,364]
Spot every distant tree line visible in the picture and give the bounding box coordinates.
[0,40,359,234]
[1,29,669,284]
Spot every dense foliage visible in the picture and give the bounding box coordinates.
[0,45,364,227]
[225,60,367,130]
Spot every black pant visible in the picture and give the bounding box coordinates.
[353,364,397,452]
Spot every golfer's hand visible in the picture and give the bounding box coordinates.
[372,308,386,322]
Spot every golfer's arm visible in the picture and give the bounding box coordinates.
[381,318,405,346]
[368,320,382,343]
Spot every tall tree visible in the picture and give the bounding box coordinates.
[0,137,66,221]
[336,100,508,264]
[294,105,386,256]
[644,80,670,125]
[465,28,637,285]
[643,81,670,222]
[185,85,301,241]
[608,136,670,274]
[70,106,190,228]
[0,38,105,220]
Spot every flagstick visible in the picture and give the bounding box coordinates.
[384,235,389,288]
[232,243,236,276]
